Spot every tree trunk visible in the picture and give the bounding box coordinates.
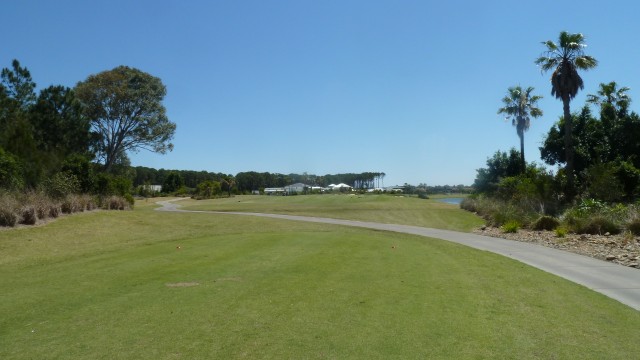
[519,132,526,174]
[563,95,575,201]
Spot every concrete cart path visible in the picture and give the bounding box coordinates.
[156,199,640,311]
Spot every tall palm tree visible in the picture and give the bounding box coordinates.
[535,31,597,199]
[587,81,631,114]
[497,86,543,173]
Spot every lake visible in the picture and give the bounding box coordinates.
[437,197,463,205]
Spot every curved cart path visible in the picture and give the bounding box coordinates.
[156,199,640,311]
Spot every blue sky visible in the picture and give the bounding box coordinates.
[4,0,640,186]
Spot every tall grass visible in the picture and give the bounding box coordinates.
[462,196,640,235]
[0,192,131,228]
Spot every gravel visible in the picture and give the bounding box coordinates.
[474,226,640,269]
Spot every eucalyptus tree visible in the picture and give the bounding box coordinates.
[535,31,597,199]
[75,66,176,173]
[497,85,543,173]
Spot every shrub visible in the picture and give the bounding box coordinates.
[61,195,83,214]
[577,215,621,235]
[124,194,135,208]
[460,198,478,212]
[501,220,520,233]
[627,217,640,236]
[103,196,131,211]
[48,203,61,218]
[532,215,560,231]
[20,206,37,225]
[45,171,81,199]
[555,227,568,238]
[0,194,19,227]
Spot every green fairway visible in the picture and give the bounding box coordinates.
[180,194,483,232]
[2,203,640,359]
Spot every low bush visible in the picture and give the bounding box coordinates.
[501,220,520,233]
[572,215,621,235]
[61,195,84,214]
[555,227,568,238]
[48,204,61,218]
[627,217,640,235]
[20,206,38,225]
[103,196,131,211]
[0,194,19,227]
[532,215,560,231]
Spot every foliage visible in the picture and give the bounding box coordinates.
[75,65,176,172]
[497,85,543,171]
[501,220,520,233]
[555,227,568,238]
[583,163,624,202]
[532,215,560,231]
[473,148,522,193]
[196,180,221,199]
[536,31,598,199]
[44,171,80,199]
[627,217,640,236]
[162,171,184,194]
[94,173,132,197]
[0,148,23,190]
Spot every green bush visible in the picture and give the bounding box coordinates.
[45,172,80,199]
[577,215,621,235]
[124,194,135,208]
[501,220,520,233]
[532,215,560,231]
[555,227,568,238]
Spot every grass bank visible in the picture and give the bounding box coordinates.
[1,203,640,358]
[180,194,483,232]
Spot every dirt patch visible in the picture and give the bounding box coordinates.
[165,282,200,288]
[215,277,242,282]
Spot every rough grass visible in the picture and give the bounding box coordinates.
[180,194,483,232]
[2,206,640,359]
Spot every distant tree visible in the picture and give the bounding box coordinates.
[473,148,522,193]
[197,180,221,199]
[75,66,176,173]
[162,171,184,194]
[221,176,235,197]
[0,59,36,110]
[535,31,597,199]
[497,85,543,172]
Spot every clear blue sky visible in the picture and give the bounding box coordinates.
[4,0,640,186]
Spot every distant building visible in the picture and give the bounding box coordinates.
[284,183,309,194]
[264,187,286,195]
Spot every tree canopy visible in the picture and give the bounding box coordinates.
[75,66,176,173]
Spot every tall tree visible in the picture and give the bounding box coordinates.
[497,85,543,172]
[75,66,176,173]
[535,31,597,200]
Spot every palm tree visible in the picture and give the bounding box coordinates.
[587,81,630,115]
[535,31,597,199]
[497,86,543,173]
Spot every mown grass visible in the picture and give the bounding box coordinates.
[180,194,483,232]
[2,204,640,359]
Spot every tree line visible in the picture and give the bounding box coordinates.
[0,60,176,197]
[474,31,640,218]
